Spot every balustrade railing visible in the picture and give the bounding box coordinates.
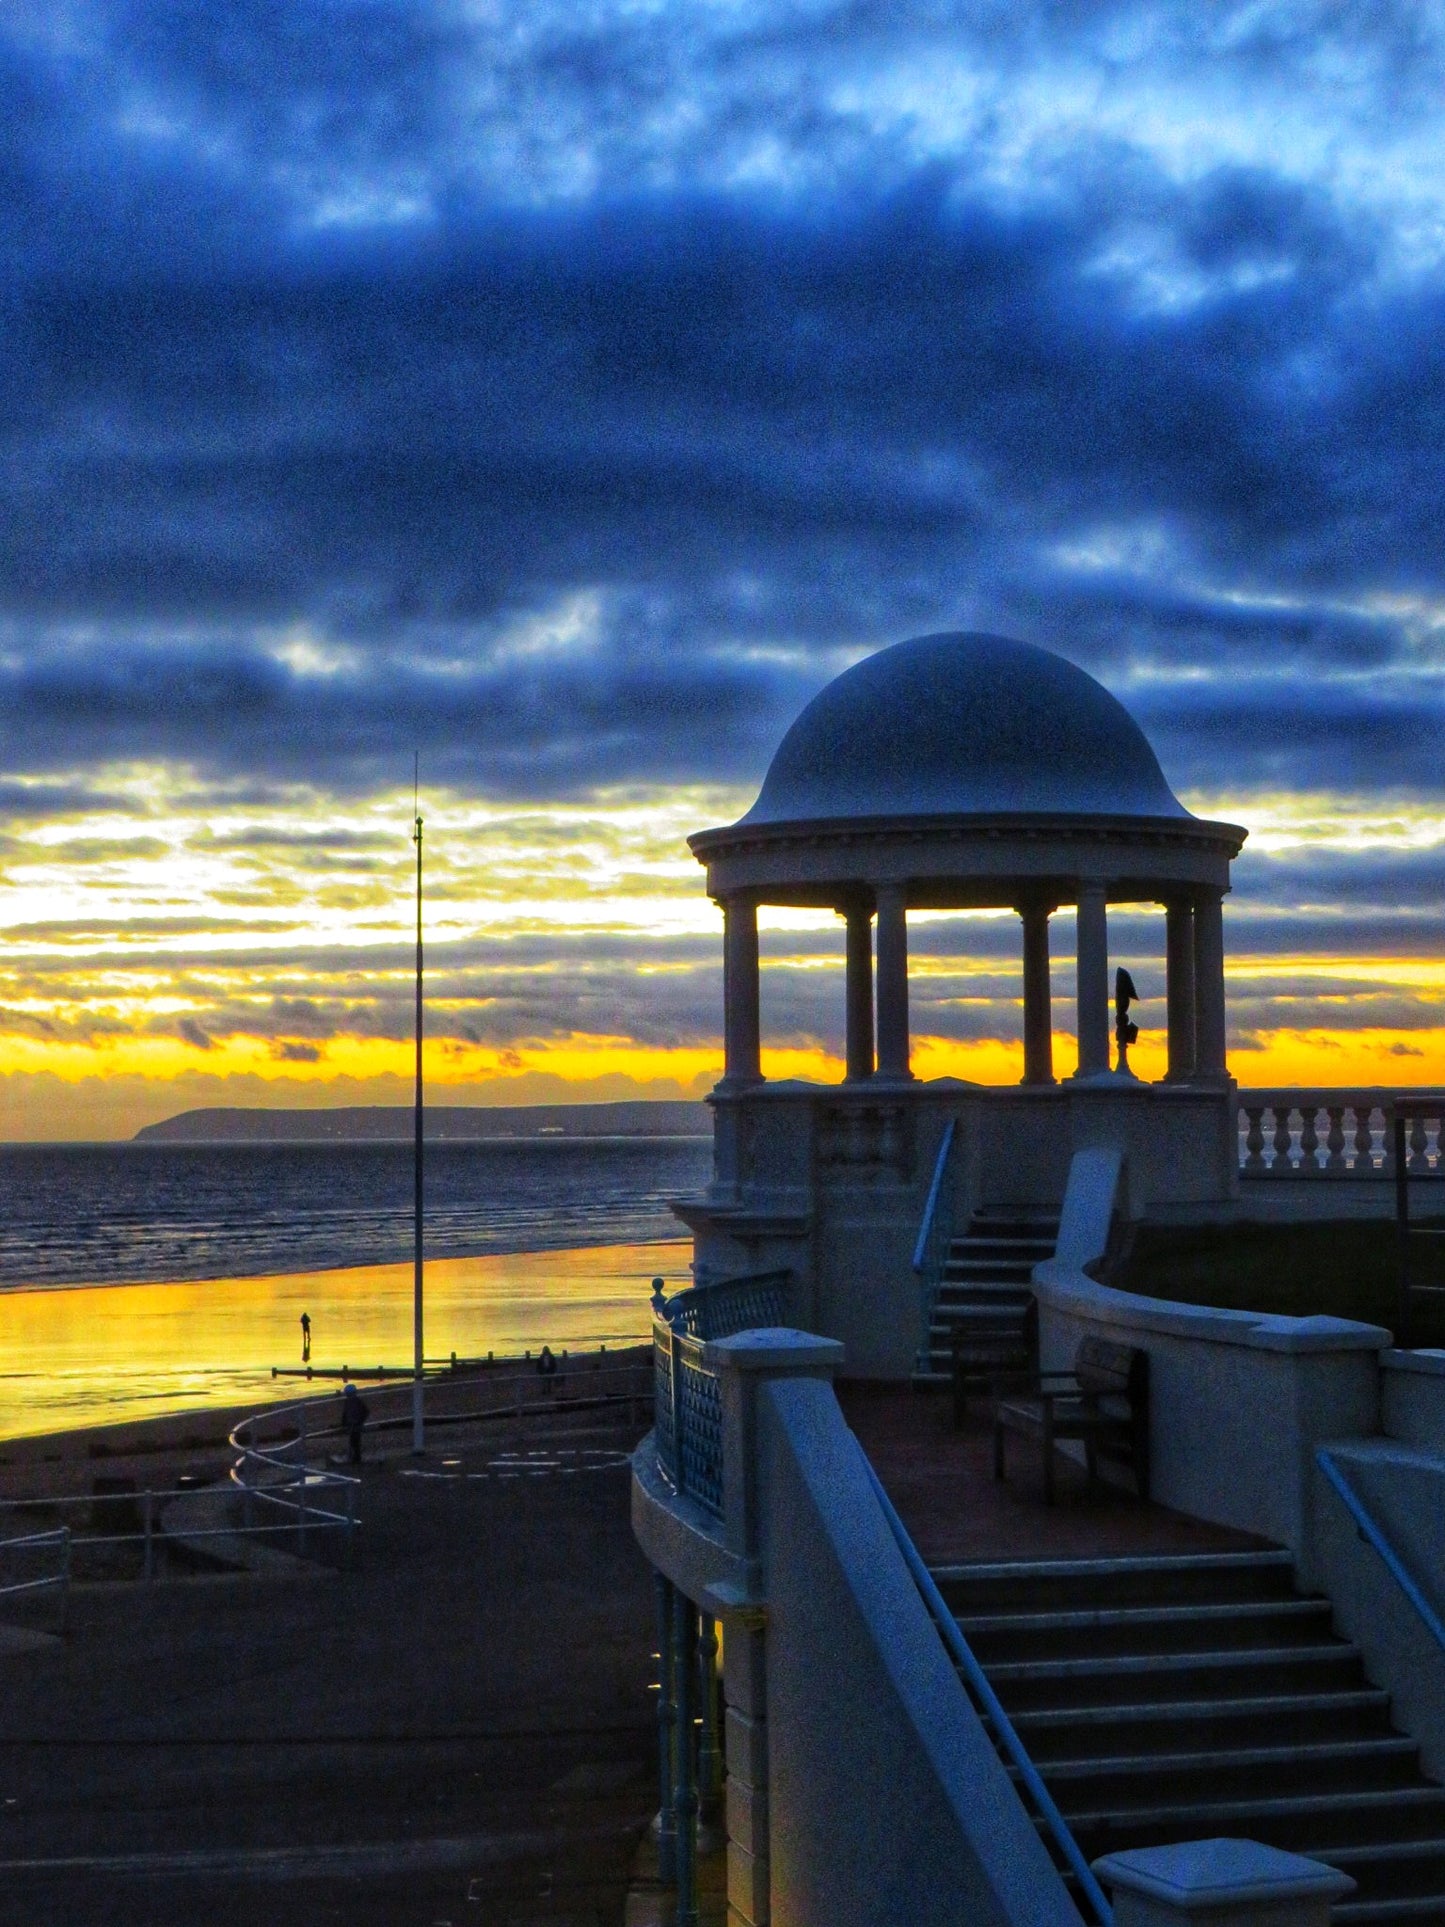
[1237,1091,1445,1180]
[651,1269,790,1516]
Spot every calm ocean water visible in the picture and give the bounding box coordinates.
[0,1137,714,1440]
[0,1136,714,1290]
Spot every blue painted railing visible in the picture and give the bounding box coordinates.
[652,1269,790,1517]
[913,1118,961,1357]
[862,1451,1113,1927]
[1316,1447,1445,1655]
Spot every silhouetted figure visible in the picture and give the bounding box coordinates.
[300,1311,311,1362]
[537,1344,558,1393]
[342,1382,369,1464]
[1115,967,1140,1076]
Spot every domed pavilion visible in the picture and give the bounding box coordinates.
[690,631,1246,1093]
[676,633,1250,1377]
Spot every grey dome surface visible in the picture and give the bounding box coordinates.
[741,632,1187,825]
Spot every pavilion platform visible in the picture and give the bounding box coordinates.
[838,1380,1268,1567]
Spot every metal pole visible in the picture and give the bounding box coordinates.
[697,1613,723,1835]
[654,1572,677,1885]
[673,1588,698,1927]
[413,773,425,1455]
[143,1490,154,1584]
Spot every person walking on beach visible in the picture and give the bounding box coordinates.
[342,1382,369,1464]
[300,1312,311,1363]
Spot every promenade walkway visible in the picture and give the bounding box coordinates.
[0,1402,659,1927]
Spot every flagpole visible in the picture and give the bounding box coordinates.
[412,763,425,1456]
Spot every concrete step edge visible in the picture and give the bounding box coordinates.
[959,1599,1330,1635]
[1008,1737,1419,1780]
[931,1550,1295,1582]
[983,1642,1360,1681]
[1009,1689,1393,1729]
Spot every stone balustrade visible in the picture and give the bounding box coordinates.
[1237,1090,1444,1179]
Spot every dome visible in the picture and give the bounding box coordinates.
[740,632,1187,826]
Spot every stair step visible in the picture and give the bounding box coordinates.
[934,1550,1298,1613]
[960,1597,1330,1635]
[1010,1737,1420,1808]
[960,1597,1335,1662]
[1059,1785,1445,1854]
[1009,1689,1397,1757]
[1318,1842,1445,1905]
[1335,1901,1445,1924]
[985,1643,1366,1713]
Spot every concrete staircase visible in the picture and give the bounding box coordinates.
[913,1207,1057,1388]
[934,1550,1445,1924]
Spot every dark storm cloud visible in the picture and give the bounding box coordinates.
[4,4,1445,801]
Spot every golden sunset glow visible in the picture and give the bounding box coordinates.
[0,760,1440,1137]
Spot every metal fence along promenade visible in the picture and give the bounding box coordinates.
[651,1269,790,1516]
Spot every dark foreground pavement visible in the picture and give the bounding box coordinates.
[0,1411,659,1927]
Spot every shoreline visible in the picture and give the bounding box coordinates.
[0,1237,687,1448]
[0,1226,688,1297]
[0,1338,654,1481]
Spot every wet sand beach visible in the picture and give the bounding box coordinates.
[0,1238,689,1443]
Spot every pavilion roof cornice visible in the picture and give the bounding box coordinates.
[688,810,1248,867]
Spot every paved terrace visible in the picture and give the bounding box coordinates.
[839,1382,1267,1564]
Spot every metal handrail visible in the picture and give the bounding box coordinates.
[1316,1448,1445,1655]
[913,1117,958,1273]
[861,1451,1112,1926]
[0,1525,70,1621]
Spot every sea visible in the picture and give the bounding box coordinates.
[0,1136,713,1442]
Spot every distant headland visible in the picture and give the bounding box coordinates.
[134,1100,711,1143]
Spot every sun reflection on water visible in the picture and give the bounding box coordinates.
[0,1239,688,1443]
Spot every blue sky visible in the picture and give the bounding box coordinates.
[1,2,1443,1132]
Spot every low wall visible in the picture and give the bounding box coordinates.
[756,1375,1080,1927]
[1312,1440,1445,1779]
[1381,1348,1445,1452]
[1032,1260,1388,1575]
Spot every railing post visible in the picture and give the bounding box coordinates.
[297,1462,308,1558]
[60,1527,71,1634]
[143,1490,154,1584]
[1326,1106,1347,1171]
[654,1571,677,1886]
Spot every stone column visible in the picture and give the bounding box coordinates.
[1164,897,1197,1081]
[1019,901,1055,1086]
[1192,886,1228,1083]
[874,885,913,1081]
[721,895,762,1089]
[1073,883,1110,1079]
[842,903,874,1082]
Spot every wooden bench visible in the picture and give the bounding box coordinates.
[950,1297,1038,1428]
[993,1335,1149,1504]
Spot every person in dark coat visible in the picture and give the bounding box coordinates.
[341,1382,369,1464]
